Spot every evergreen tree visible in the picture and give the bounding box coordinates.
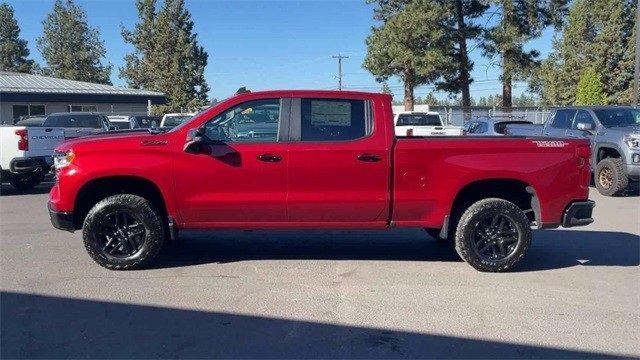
[364,0,451,110]
[482,0,568,108]
[535,0,635,105]
[121,0,209,112]
[0,2,35,73]
[575,68,607,105]
[436,0,488,108]
[380,82,394,96]
[37,0,111,84]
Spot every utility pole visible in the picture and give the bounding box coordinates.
[634,0,640,105]
[332,54,349,90]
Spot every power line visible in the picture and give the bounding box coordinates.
[332,54,349,90]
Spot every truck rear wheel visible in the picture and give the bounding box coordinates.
[454,198,531,272]
[8,173,43,191]
[595,158,628,196]
[82,194,165,270]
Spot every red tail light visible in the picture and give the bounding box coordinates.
[406,128,414,137]
[15,129,28,151]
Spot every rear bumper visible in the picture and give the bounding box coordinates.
[48,202,75,232]
[561,200,595,228]
[9,157,52,174]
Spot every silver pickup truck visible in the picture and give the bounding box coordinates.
[507,106,640,196]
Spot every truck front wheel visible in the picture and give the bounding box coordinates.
[82,194,165,270]
[595,158,628,196]
[454,198,531,272]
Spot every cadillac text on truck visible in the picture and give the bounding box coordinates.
[48,90,594,272]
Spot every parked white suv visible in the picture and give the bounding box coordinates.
[394,111,462,137]
[0,125,64,190]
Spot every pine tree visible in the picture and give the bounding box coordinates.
[37,0,111,84]
[0,2,35,73]
[575,68,607,105]
[364,0,451,110]
[482,0,568,108]
[436,0,488,108]
[121,0,209,112]
[380,82,394,96]
[535,0,635,105]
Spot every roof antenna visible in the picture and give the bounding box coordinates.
[235,87,250,95]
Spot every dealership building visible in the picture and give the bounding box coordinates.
[0,71,166,124]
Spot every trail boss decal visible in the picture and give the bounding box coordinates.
[532,140,569,147]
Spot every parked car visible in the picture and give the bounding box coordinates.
[16,115,46,127]
[394,111,463,136]
[43,112,112,139]
[48,90,593,272]
[160,113,195,128]
[129,115,161,129]
[463,117,533,136]
[1,124,64,190]
[507,106,640,196]
[107,115,135,130]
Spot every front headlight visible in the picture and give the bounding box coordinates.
[624,135,640,148]
[53,150,75,170]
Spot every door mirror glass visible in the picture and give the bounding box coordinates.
[576,122,594,131]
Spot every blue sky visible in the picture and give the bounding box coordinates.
[8,0,556,102]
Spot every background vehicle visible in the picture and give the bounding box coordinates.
[463,116,533,136]
[43,112,112,139]
[394,110,462,136]
[160,113,195,128]
[49,90,593,272]
[107,115,134,130]
[1,125,64,190]
[507,106,640,196]
[130,115,161,128]
[16,115,46,127]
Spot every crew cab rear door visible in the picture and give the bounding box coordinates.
[285,96,391,225]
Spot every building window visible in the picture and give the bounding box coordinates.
[12,104,46,123]
[69,105,97,112]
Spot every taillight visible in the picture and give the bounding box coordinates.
[406,128,414,137]
[15,129,28,151]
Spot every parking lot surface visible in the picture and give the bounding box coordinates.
[1,183,638,358]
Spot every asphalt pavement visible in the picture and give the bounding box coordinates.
[1,182,638,358]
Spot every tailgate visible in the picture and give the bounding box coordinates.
[26,128,65,156]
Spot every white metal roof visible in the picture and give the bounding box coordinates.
[0,71,164,97]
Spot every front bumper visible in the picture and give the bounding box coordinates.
[561,200,595,228]
[48,202,75,232]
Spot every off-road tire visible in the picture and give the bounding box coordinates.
[8,173,43,191]
[595,158,628,196]
[454,198,531,272]
[83,194,165,270]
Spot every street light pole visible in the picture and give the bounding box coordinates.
[332,54,349,90]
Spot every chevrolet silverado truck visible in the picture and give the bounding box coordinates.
[1,125,65,190]
[507,106,640,196]
[48,90,594,272]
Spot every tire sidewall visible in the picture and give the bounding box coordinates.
[83,195,164,269]
[595,158,626,196]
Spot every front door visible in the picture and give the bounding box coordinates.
[544,109,576,137]
[174,98,289,226]
[285,97,390,225]
[566,109,595,140]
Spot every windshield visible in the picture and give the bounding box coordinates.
[396,114,441,126]
[593,108,640,128]
[162,115,193,128]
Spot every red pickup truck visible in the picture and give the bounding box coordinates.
[48,90,594,272]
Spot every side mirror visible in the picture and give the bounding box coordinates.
[184,127,209,154]
[577,122,594,132]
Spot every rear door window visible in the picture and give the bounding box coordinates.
[396,114,440,126]
[550,109,577,129]
[297,98,371,141]
[44,114,102,128]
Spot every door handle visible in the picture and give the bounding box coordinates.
[257,153,282,162]
[357,153,381,162]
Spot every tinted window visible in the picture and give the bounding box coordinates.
[44,114,102,128]
[301,99,368,141]
[109,121,132,130]
[572,110,595,129]
[551,109,577,129]
[132,116,160,128]
[204,99,281,142]
[593,108,640,128]
[494,121,532,134]
[396,113,440,126]
[163,116,193,128]
[469,121,488,134]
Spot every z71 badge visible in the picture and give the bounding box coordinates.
[532,140,569,147]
